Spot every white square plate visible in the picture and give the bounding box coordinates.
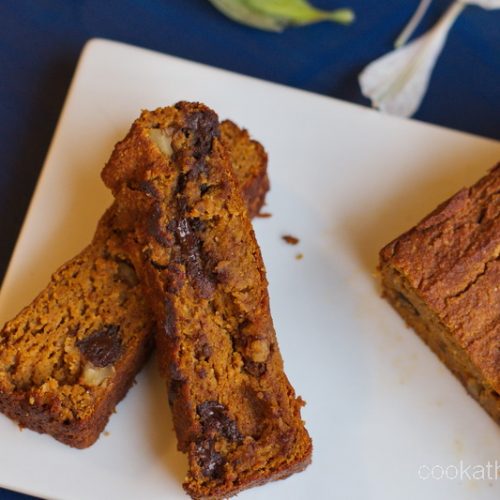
[1,39,499,500]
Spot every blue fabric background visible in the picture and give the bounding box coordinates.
[0,1,499,498]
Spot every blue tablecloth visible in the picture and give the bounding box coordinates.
[0,1,499,499]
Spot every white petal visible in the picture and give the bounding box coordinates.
[359,1,465,117]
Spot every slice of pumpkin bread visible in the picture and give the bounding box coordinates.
[0,119,269,448]
[102,102,312,498]
[0,210,153,448]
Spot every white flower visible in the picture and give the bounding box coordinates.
[358,0,500,118]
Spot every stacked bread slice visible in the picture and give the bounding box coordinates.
[0,103,311,498]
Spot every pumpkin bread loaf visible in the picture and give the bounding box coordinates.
[379,164,500,425]
[102,102,312,498]
[0,119,269,448]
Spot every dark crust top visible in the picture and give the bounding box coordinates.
[380,164,500,392]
